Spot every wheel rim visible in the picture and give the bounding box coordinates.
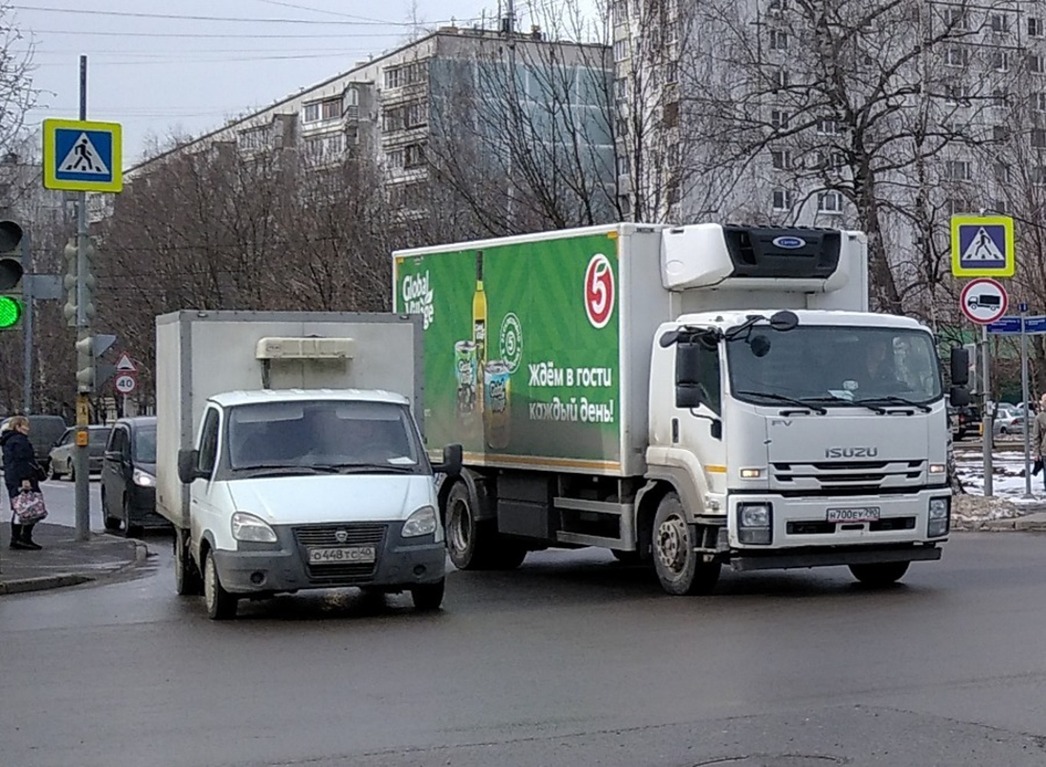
[204,556,216,612]
[448,499,471,554]
[655,514,689,575]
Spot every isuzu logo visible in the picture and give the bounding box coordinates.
[335,529,349,543]
[825,447,879,458]
[772,236,806,249]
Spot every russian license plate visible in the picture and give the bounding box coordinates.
[826,507,880,524]
[307,546,376,564]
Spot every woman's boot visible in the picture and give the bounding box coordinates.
[9,521,31,550]
[20,523,42,551]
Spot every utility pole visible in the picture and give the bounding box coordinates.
[74,54,90,541]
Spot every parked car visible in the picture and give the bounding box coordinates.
[48,425,110,479]
[954,405,981,440]
[993,405,1025,437]
[1,414,69,474]
[101,416,166,535]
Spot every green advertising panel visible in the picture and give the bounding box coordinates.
[394,231,621,470]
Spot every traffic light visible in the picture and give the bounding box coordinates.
[62,234,97,328]
[75,333,117,393]
[0,220,24,330]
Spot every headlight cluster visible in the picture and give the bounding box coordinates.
[132,468,156,487]
[737,503,772,545]
[231,511,278,543]
[928,497,950,538]
[402,505,438,538]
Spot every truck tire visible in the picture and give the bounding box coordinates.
[174,529,203,596]
[652,492,720,596]
[848,561,909,587]
[203,550,238,620]
[445,481,527,570]
[410,578,445,611]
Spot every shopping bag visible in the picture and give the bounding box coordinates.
[12,490,48,524]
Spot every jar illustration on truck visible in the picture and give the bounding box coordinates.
[484,360,511,449]
[454,340,478,416]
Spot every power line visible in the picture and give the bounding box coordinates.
[29,27,396,38]
[250,0,390,23]
[12,4,407,26]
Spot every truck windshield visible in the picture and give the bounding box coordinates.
[727,326,942,407]
[226,400,425,473]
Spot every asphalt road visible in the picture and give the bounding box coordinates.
[2,487,1046,767]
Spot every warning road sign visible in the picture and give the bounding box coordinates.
[115,353,136,372]
[42,118,122,193]
[951,215,1014,277]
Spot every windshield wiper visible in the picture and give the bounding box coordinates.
[802,395,887,414]
[852,395,931,413]
[232,464,328,477]
[314,462,416,474]
[734,390,828,415]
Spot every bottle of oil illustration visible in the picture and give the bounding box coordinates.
[472,251,487,413]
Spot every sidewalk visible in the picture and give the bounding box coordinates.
[0,523,147,595]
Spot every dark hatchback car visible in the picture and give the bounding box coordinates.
[101,416,167,535]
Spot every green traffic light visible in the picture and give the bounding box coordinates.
[0,295,22,329]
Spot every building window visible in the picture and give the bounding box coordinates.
[1032,166,1046,185]
[617,155,629,176]
[384,61,426,89]
[816,118,839,135]
[990,14,1009,33]
[1030,17,1044,37]
[1033,129,1046,148]
[771,149,791,169]
[944,82,967,105]
[614,77,628,100]
[772,189,794,210]
[945,8,968,29]
[994,162,1010,183]
[993,125,1010,143]
[303,102,320,123]
[770,109,790,129]
[817,191,843,214]
[769,30,788,50]
[768,0,787,14]
[1032,92,1046,112]
[945,46,969,68]
[404,143,426,168]
[237,126,268,151]
[773,69,789,90]
[614,39,628,62]
[1028,54,1046,74]
[945,160,972,181]
[321,98,340,120]
[946,198,972,216]
[992,51,1009,72]
[993,88,1009,107]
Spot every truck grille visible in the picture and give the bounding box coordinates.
[293,523,387,583]
[771,460,925,494]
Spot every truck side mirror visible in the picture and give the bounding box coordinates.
[950,347,969,387]
[949,386,971,408]
[433,443,463,477]
[177,448,203,484]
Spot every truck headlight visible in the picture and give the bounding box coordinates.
[132,468,156,487]
[402,505,437,538]
[928,497,950,538]
[231,511,278,543]
[738,503,772,545]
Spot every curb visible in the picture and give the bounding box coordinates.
[0,573,92,595]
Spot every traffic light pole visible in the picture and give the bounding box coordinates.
[74,55,90,542]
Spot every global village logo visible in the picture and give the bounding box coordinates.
[499,312,523,373]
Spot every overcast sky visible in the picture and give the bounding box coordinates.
[12,0,595,164]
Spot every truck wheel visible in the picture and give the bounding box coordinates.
[174,530,203,596]
[410,578,445,611]
[101,491,121,532]
[203,550,238,620]
[652,492,720,596]
[445,482,527,570]
[848,562,909,587]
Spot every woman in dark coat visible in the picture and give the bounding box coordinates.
[1,416,43,550]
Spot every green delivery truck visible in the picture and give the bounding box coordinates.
[393,223,956,595]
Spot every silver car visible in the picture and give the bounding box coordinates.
[48,425,110,480]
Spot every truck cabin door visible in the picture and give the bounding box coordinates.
[190,406,224,548]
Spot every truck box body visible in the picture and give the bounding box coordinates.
[393,223,864,478]
[155,311,423,529]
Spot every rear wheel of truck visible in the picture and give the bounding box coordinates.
[652,492,720,596]
[848,561,909,587]
[203,551,238,620]
[174,530,203,596]
[445,482,527,570]
[410,578,445,611]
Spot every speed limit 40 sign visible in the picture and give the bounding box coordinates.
[114,372,137,395]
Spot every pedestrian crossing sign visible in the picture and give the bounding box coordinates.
[950,214,1014,277]
[42,118,122,193]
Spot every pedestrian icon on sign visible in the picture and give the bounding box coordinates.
[72,138,95,171]
[58,132,110,176]
[959,226,1006,266]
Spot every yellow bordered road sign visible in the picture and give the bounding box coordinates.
[950,214,1014,278]
[42,118,122,193]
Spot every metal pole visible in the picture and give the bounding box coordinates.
[21,234,32,413]
[982,324,993,497]
[1021,309,1033,497]
[74,54,90,542]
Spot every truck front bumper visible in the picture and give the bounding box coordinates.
[210,522,445,595]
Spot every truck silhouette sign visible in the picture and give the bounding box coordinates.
[968,293,1001,310]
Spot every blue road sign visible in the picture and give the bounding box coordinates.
[42,119,122,193]
[950,215,1015,277]
[988,315,1046,334]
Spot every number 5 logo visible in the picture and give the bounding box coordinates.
[584,253,615,329]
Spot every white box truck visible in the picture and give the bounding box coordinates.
[155,311,461,619]
[393,223,955,595]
